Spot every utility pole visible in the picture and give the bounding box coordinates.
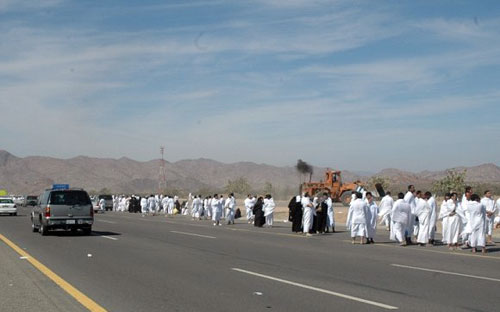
[158,146,167,193]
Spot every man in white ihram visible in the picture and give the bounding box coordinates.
[415,193,431,246]
[425,192,438,244]
[365,192,378,244]
[326,194,334,233]
[212,194,222,226]
[244,194,254,224]
[98,198,106,213]
[301,193,313,236]
[390,193,412,246]
[469,194,487,253]
[481,190,497,245]
[226,193,236,225]
[378,192,393,231]
[404,185,417,244]
[346,192,369,244]
[263,194,276,227]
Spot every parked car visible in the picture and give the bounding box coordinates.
[0,197,17,216]
[31,187,93,235]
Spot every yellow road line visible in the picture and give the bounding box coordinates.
[0,234,107,312]
[341,239,500,261]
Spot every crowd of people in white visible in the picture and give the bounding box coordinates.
[347,185,500,254]
[103,193,277,227]
[99,184,499,254]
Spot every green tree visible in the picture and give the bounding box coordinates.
[432,169,467,195]
[262,182,274,195]
[224,177,251,195]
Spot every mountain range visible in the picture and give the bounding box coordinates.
[1,150,499,195]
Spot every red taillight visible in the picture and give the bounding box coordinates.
[45,206,51,218]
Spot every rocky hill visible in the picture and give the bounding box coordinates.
[1,150,499,196]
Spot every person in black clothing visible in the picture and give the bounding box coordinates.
[253,197,265,227]
[316,193,328,234]
[288,195,303,233]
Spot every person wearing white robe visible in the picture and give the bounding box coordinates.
[404,185,417,241]
[206,196,212,219]
[365,192,378,244]
[346,192,369,244]
[147,195,156,215]
[426,192,438,244]
[378,192,393,230]
[162,196,169,215]
[415,194,431,246]
[439,193,461,249]
[155,195,160,213]
[326,195,334,232]
[121,196,128,212]
[244,195,254,224]
[481,191,497,244]
[98,198,106,213]
[211,194,222,226]
[140,197,148,215]
[301,194,314,236]
[457,191,472,247]
[196,196,203,219]
[220,196,226,219]
[467,194,487,253]
[263,194,276,227]
[191,196,199,219]
[167,196,174,214]
[495,198,500,229]
[226,193,236,225]
[390,193,412,245]
[459,187,473,246]
[112,196,118,212]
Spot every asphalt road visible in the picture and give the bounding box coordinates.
[1,207,499,312]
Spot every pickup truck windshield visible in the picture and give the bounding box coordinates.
[49,191,91,206]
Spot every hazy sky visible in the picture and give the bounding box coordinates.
[1,0,499,171]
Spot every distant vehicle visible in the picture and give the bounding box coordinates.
[31,186,93,236]
[300,169,385,206]
[0,198,17,216]
[98,194,113,211]
[24,195,39,207]
[13,196,25,205]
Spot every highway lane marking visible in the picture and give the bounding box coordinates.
[232,268,398,310]
[0,233,107,312]
[170,231,216,239]
[96,220,116,224]
[114,214,306,238]
[391,264,500,282]
[101,235,118,241]
[341,240,500,261]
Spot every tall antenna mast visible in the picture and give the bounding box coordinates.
[158,146,167,193]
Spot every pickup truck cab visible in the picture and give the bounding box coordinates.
[32,187,94,235]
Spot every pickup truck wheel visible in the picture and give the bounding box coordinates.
[39,224,48,236]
